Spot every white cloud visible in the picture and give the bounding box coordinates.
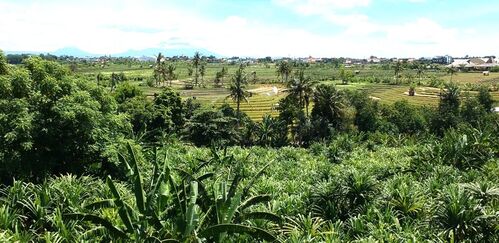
[0,0,497,58]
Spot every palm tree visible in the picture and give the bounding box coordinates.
[256,115,282,146]
[166,63,177,86]
[227,64,251,125]
[394,61,403,83]
[446,67,457,82]
[312,84,345,129]
[416,64,425,84]
[287,69,317,116]
[199,63,206,87]
[276,61,292,83]
[192,52,201,86]
[154,52,167,86]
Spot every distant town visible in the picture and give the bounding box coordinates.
[4,51,498,71]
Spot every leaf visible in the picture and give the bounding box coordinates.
[106,176,134,233]
[127,142,146,214]
[197,172,214,182]
[238,195,272,211]
[223,191,242,224]
[183,181,199,238]
[240,211,282,224]
[199,224,276,242]
[242,161,273,199]
[65,213,128,239]
[83,199,115,210]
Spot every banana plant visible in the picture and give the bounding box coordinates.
[65,143,280,242]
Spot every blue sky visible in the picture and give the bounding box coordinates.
[1,0,498,57]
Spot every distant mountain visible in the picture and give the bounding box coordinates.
[50,47,96,57]
[114,48,220,58]
[4,47,220,58]
[4,50,41,55]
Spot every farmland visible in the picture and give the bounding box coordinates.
[76,62,499,121]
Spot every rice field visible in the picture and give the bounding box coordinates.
[80,63,499,121]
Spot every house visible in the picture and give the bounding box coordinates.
[448,57,499,70]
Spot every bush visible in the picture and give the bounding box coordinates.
[0,58,127,182]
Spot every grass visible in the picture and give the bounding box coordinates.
[442,72,499,85]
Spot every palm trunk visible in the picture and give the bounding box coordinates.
[237,100,241,127]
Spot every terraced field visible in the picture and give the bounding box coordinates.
[81,64,498,121]
[181,86,286,121]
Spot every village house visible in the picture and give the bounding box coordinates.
[447,56,498,70]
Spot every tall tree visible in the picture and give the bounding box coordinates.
[287,69,317,116]
[446,67,457,82]
[338,66,353,85]
[166,63,177,87]
[394,61,403,83]
[199,63,206,87]
[227,64,251,125]
[311,84,346,130]
[220,66,228,86]
[192,52,201,86]
[153,52,167,86]
[416,64,425,83]
[276,61,292,83]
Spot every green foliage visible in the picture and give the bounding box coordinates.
[0,58,126,182]
[184,107,240,146]
[383,100,427,134]
[152,87,184,134]
[477,86,494,112]
[431,82,461,135]
[311,84,350,131]
[114,82,143,104]
[227,64,251,123]
[0,50,8,75]
[287,69,317,115]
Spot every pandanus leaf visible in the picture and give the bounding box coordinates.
[240,211,282,224]
[199,224,276,242]
[126,143,146,215]
[106,176,134,233]
[65,213,128,239]
[238,194,272,211]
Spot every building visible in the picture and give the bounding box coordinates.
[432,55,453,64]
[448,56,499,70]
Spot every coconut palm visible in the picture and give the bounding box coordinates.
[276,61,292,83]
[256,114,283,146]
[166,63,177,86]
[286,69,317,116]
[154,52,166,86]
[416,64,425,83]
[446,67,457,82]
[227,64,251,125]
[311,84,346,129]
[192,52,201,86]
[394,61,403,83]
[199,63,206,87]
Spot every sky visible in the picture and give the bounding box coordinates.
[1,0,498,58]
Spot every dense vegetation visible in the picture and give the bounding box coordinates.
[0,50,498,242]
